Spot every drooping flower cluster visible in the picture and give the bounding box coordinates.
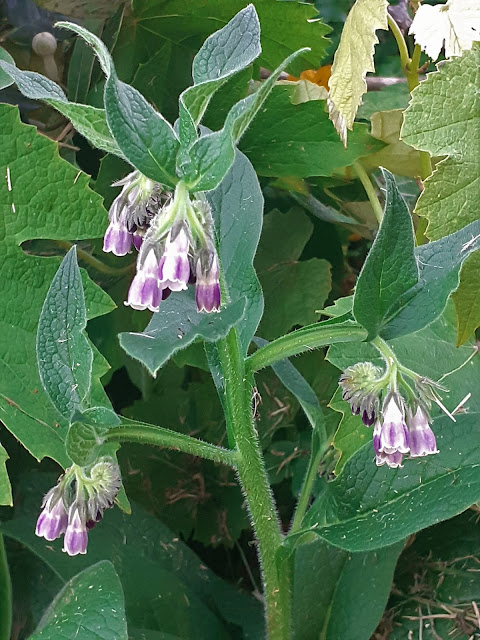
[35,458,122,555]
[339,361,446,469]
[103,171,221,313]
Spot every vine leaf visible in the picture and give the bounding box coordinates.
[327,0,388,145]
[409,0,480,60]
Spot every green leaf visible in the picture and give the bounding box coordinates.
[30,561,127,640]
[382,218,480,339]
[120,293,246,376]
[132,0,330,78]
[0,47,14,90]
[356,83,410,121]
[292,538,403,640]
[353,169,418,340]
[255,208,332,340]
[0,62,122,157]
[59,21,180,187]
[36,247,92,421]
[185,48,307,191]
[178,4,261,149]
[327,0,388,145]
[0,104,114,467]
[240,85,384,177]
[401,47,480,240]
[2,476,263,639]
[0,444,12,507]
[0,534,11,640]
[452,252,480,345]
[207,151,264,353]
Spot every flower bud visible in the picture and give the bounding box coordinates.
[195,249,221,313]
[407,406,439,457]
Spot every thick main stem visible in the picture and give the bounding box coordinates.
[217,330,290,639]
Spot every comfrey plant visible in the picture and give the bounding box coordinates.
[1,4,479,639]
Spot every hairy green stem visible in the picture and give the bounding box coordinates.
[104,421,239,468]
[217,329,290,639]
[353,161,383,223]
[247,323,368,373]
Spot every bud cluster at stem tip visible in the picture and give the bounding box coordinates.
[102,171,221,314]
[35,458,122,556]
[339,361,448,469]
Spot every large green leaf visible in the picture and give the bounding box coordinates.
[292,538,403,640]
[1,475,263,639]
[132,0,330,78]
[178,4,261,149]
[30,561,128,640]
[353,170,418,340]
[255,208,331,340]
[240,85,383,177]
[0,104,114,467]
[381,218,480,339]
[37,247,93,421]
[59,22,180,188]
[0,62,122,157]
[120,150,264,373]
[327,0,388,145]
[401,47,480,240]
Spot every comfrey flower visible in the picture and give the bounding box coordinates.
[338,357,453,470]
[35,457,122,556]
[407,405,439,457]
[103,175,222,314]
[103,170,160,257]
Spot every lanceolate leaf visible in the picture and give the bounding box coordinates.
[0,62,122,156]
[37,247,93,421]
[186,48,307,191]
[452,251,480,345]
[381,218,480,339]
[30,561,128,640]
[327,0,388,145]
[0,104,114,467]
[353,169,418,340]
[0,47,14,90]
[58,21,180,188]
[178,4,261,149]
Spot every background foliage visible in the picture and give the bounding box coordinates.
[0,1,478,639]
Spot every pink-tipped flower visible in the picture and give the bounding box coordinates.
[407,406,439,457]
[195,250,221,313]
[103,218,133,256]
[378,392,410,455]
[376,450,404,468]
[63,506,88,556]
[35,491,68,541]
[125,249,162,312]
[158,226,191,292]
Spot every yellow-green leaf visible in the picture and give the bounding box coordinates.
[327,0,388,145]
[452,252,480,345]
